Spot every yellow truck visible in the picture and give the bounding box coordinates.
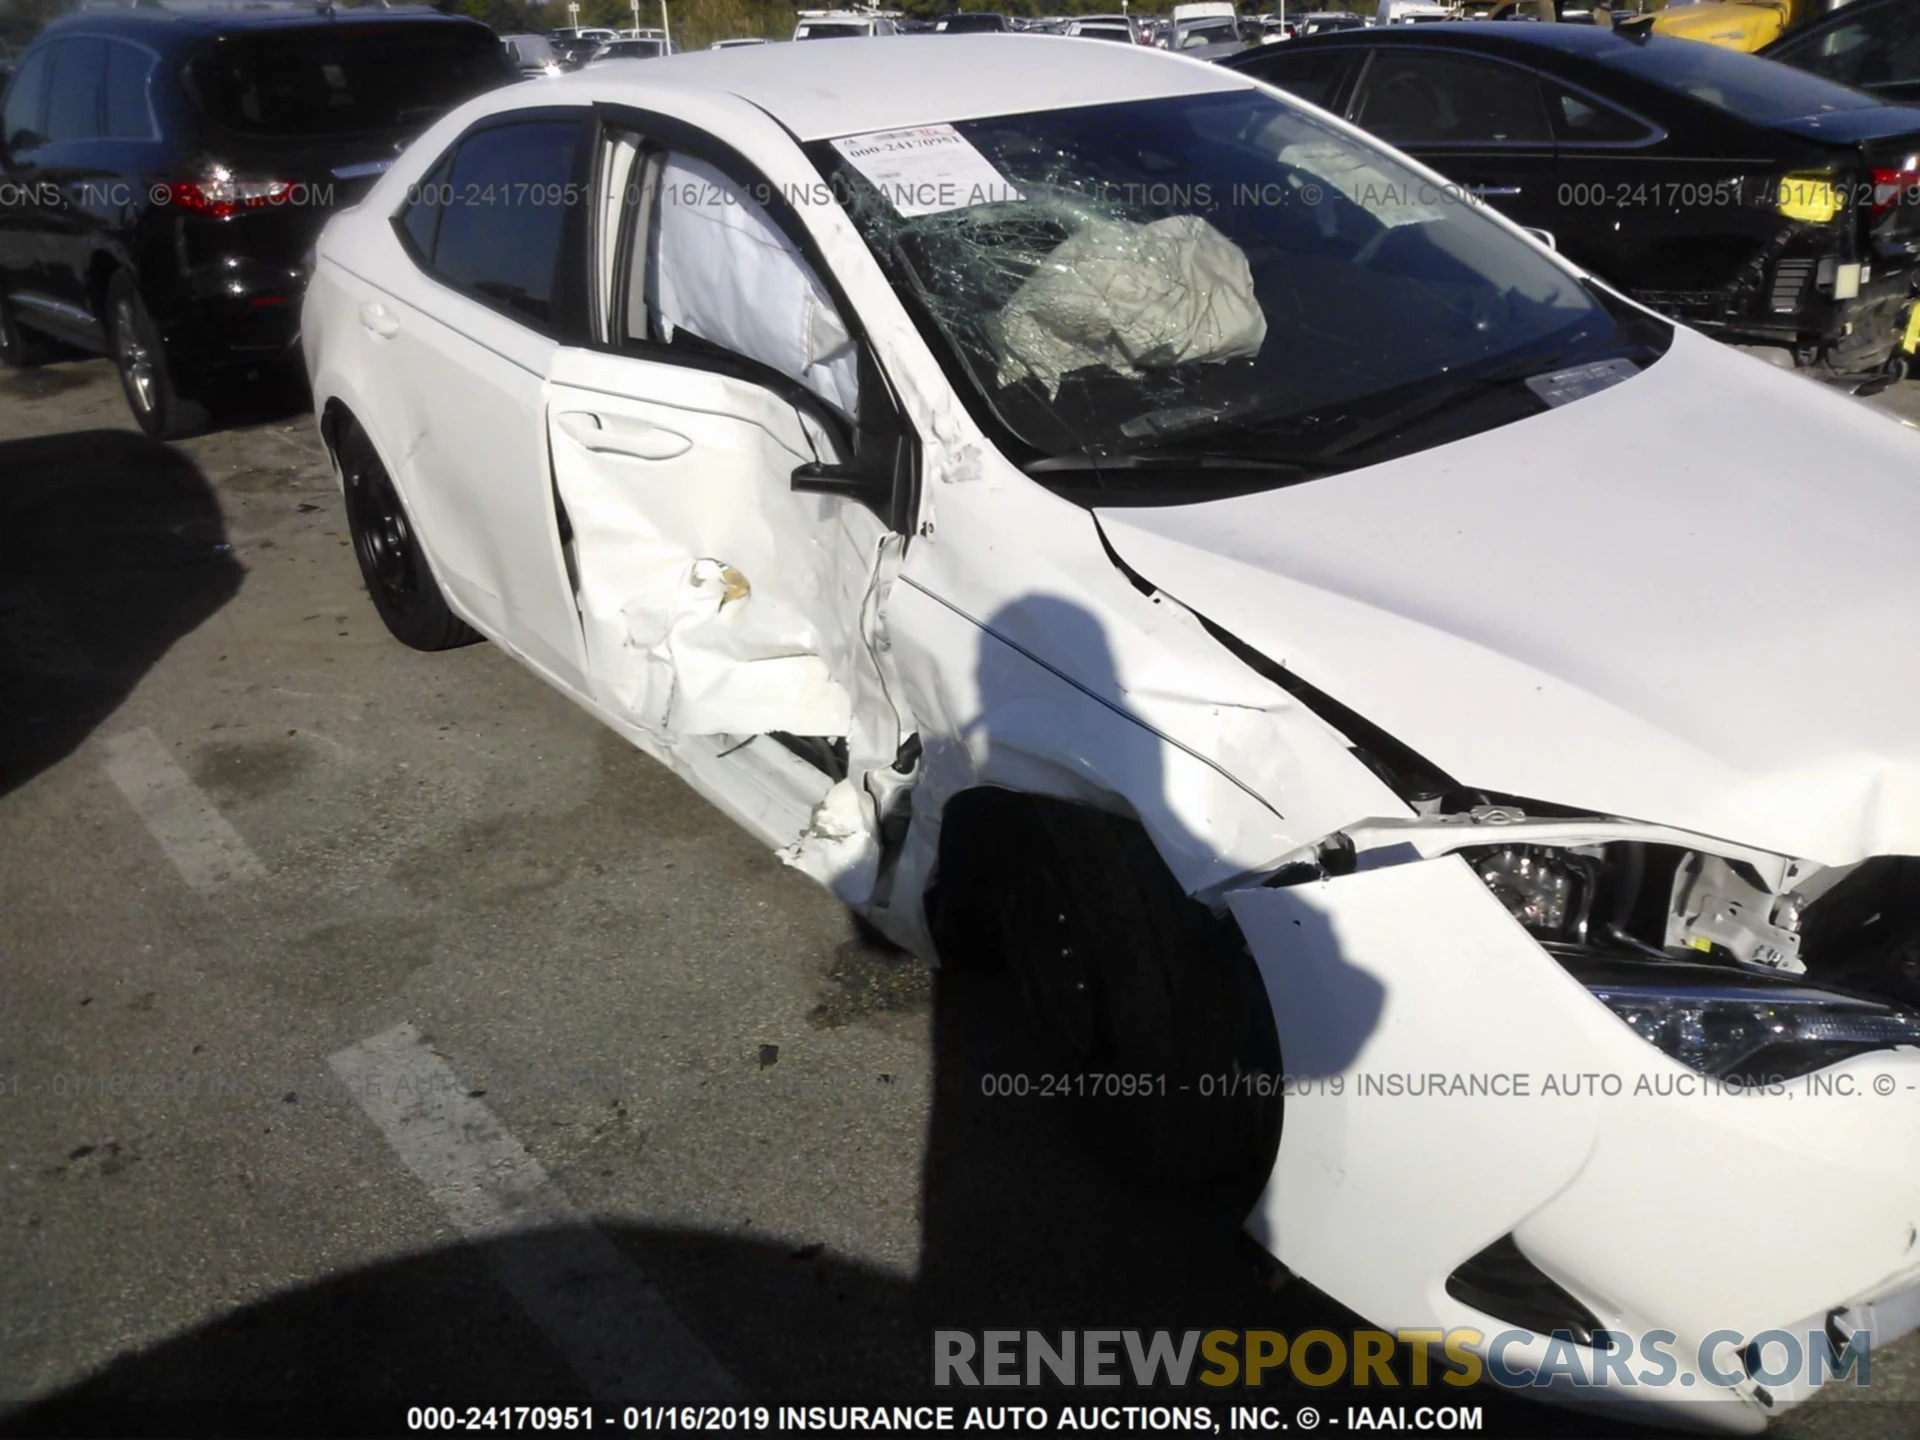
[1648,0,1841,54]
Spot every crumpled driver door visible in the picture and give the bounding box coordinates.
[545,345,883,743]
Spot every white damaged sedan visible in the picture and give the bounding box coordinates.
[302,36,1920,1430]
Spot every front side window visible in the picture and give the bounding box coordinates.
[44,37,105,144]
[1350,50,1552,146]
[815,89,1666,488]
[614,145,858,417]
[417,118,582,329]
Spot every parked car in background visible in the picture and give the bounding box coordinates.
[589,36,681,62]
[1164,1,1244,48]
[551,36,602,69]
[1228,24,1920,379]
[503,33,563,76]
[303,40,1920,1436]
[1763,0,1920,105]
[1295,10,1367,33]
[551,25,619,45]
[709,36,774,48]
[793,10,900,38]
[1066,14,1142,42]
[933,12,1011,32]
[0,0,512,436]
[1378,0,1457,21]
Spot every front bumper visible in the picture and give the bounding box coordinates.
[1228,857,1920,1432]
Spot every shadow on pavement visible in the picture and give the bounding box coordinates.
[2,960,1648,1440]
[0,430,243,798]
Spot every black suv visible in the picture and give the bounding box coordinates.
[0,0,513,437]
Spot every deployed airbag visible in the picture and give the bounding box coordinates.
[985,213,1267,397]
[655,154,859,417]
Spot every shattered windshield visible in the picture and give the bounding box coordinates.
[811,91,1666,491]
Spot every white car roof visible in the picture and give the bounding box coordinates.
[567,35,1250,141]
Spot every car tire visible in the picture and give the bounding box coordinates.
[337,417,481,652]
[980,797,1284,1215]
[0,293,50,368]
[105,272,205,440]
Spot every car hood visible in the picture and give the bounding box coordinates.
[1096,328,1920,866]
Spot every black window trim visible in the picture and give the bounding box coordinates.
[387,104,596,345]
[582,100,920,531]
[1345,43,1666,153]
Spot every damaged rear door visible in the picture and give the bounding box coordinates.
[548,122,908,761]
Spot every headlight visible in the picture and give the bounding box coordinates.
[1587,979,1920,1083]
[1463,835,1920,1083]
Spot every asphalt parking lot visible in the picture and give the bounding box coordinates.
[3,356,1918,1439]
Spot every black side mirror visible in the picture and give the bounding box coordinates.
[791,345,918,530]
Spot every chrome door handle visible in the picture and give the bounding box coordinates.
[359,302,400,338]
[555,410,692,461]
[1467,185,1522,197]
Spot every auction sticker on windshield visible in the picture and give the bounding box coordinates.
[831,124,1023,217]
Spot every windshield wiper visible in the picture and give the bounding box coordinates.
[1024,447,1333,476]
[1021,447,1337,502]
[1315,344,1656,461]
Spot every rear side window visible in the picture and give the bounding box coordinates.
[102,41,157,140]
[184,26,510,138]
[1351,49,1552,145]
[2,47,50,150]
[418,118,582,329]
[1237,46,1355,109]
[44,37,106,144]
[1543,80,1653,145]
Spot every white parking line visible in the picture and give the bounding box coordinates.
[329,1022,740,1404]
[103,727,267,892]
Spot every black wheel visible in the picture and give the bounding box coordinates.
[105,271,205,439]
[979,798,1284,1215]
[337,417,480,652]
[0,293,50,368]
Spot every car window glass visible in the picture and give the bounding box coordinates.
[183,26,509,139]
[102,42,156,140]
[1352,50,1552,145]
[1774,2,1920,90]
[44,38,106,144]
[1597,36,1875,122]
[1238,47,1352,108]
[815,88,1659,478]
[1543,81,1651,144]
[430,118,581,328]
[625,150,858,417]
[2,47,51,150]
